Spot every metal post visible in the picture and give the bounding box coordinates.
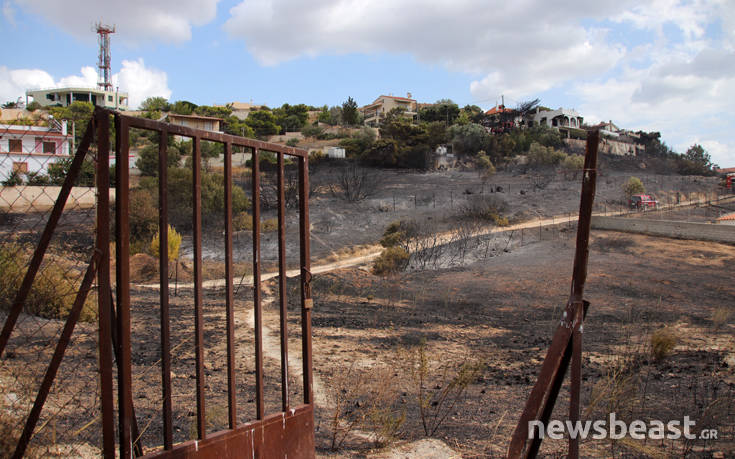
[224,142,238,429]
[192,137,206,439]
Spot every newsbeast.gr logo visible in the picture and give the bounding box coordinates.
[529,413,719,441]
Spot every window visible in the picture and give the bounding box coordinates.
[9,139,22,152]
[46,93,55,101]
[43,141,56,154]
[108,95,113,102]
[13,162,28,174]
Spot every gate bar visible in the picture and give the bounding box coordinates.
[508,130,599,458]
[252,148,265,419]
[277,152,290,411]
[298,156,313,405]
[116,115,134,459]
[158,129,174,449]
[224,141,238,429]
[192,137,206,439]
[99,110,115,458]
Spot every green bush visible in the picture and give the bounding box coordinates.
[1,170,23,186]
[301,124,324,138]
[233,213,278,232]
[129,188,159,244]
[623,176,645,198]
[527,142,568,168]
[261,218,278,232]
[0,245,96,322]
[372,247,409,275]
[458,195,508,224]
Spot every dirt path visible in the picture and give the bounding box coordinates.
[138,194,734,291]
[239,294,329,409]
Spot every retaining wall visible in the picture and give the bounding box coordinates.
[0,186,115,212]
[592,216,735,243]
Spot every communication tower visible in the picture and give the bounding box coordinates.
[96,23,116,91]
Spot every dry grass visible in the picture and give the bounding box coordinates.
[651,327,678,361]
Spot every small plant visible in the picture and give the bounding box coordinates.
[233,211,253,231]
[233,213,278,232]
[286,137,299,147]
[325,364,404,451]
[411,340,484,436]
[458,195,508,224]
[150,224,183,260]
[261,218,278,232]
[650,327,678,361]
[372,247,409,275]
[2,170,24,186]
[711,307,732,329]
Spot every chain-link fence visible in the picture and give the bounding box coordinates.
[1,119,104,457]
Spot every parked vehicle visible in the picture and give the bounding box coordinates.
[629,194,658,209]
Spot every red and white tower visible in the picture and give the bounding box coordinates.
[95,23,115,91]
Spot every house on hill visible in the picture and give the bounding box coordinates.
[26,87,128,110]
[360,94,418,127]
[533,107,583,129]
[166,113,223,133]
[0,120,72,181]
[214,102,263,120]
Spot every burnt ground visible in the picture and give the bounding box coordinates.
[178,167,722,267]
[308,231,735,457]
[0,167,731,457]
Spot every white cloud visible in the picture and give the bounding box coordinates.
[57,66,98,88]
[221,0,734,165]
[11,0,219,43]
[0,60,171,110]
[225,1,629,101]
[0,66,55,103]
[3,0,16,26]
[114,59,172,109]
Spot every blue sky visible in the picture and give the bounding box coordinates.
[1,0,734,166]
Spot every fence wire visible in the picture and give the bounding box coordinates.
[1,120,104,457]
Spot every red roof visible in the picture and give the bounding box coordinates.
[717,212,735,221]
[485,105,513,115]
[715,167,735,174]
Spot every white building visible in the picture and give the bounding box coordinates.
[533,108,584,129]
[26,87,128,110]
[0,121,72,181]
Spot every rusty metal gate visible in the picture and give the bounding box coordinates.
[0,107,315,458]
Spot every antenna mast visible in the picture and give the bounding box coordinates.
[96,22,115,91]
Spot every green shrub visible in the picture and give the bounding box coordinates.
[129,188,159,243]
[261,218,278,232]
[1,170,24,186]
[0,245,96,322]
[651,327,678,361]
[562,154,584,171]
[286,137,299,147]
[150,224,183,260]
[233,213,278,232]
[458,195,508,224]
[372,247,409,275]
[527,142,568,168]
[623,176,645,198]
[233,211,253,231]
